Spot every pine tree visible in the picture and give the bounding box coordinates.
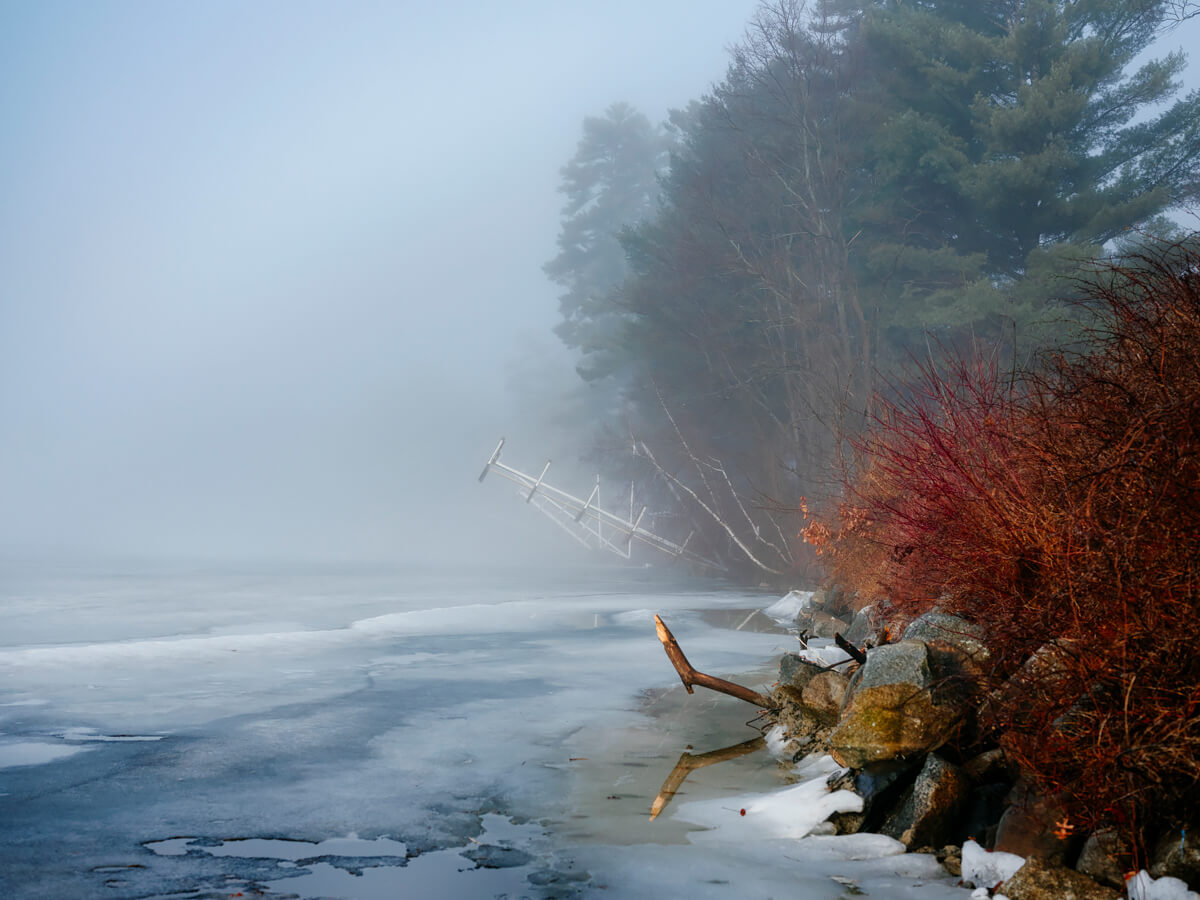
[542,0,1200,578]
[848,0,1200,338]
[544,103,669,385]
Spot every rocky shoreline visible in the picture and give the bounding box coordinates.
[763,589,1200,900]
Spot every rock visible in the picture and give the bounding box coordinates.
[962,782,1011,847]
[796,608,850,639]
[964,748,1011,784]
[993,781,1073,864]
[1077,830,1131,889]
[778,653,826,690]
[825,759,915,836]
[768,685,834,752]
[902,611,988,659]
[843,604,881,644]
[937,844,963,877]
[827,641,962,767]
[1149,826,1200,885]
[801,670,849,722]
[1000,857,1120,900]
[985,639,1083,730]
[851,640,932,692]
[903,612,992,706]
[880,753,970,848]
[701,608,787,633]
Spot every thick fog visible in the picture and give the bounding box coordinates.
[0,1,759,566]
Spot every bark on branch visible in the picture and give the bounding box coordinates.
[654,614,773,708]
[835,632,868,665]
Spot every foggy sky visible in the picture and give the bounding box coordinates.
[0,1,762,566]
[2,3,1197,567]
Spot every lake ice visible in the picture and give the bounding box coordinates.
[0,563,975,898]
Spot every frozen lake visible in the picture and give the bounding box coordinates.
[0,562,972,898]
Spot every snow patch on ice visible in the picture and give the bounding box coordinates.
[961,839,1025,889]
[1127,870,1200,900]
[674,753,862,841]
[0,740,89,768]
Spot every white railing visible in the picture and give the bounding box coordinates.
[478,438,726,572]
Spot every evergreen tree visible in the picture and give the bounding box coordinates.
[847,0,1200,339]
[544,0,1200,578]
[544,103,669,385]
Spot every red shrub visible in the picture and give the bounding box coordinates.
[817,238,1200,859]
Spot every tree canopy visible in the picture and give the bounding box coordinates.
[547,0,1200,578]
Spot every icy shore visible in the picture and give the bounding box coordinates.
[0,564,974,898]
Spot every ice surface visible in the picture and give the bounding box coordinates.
[961,838,1025,889]
[144,834,409,860]
[673,756,863,840]
[763,589,814,623]
[1128,870,1200,900]
[0,565,975,899]
[0,739,89,768]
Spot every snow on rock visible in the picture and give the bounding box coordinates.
[675,753,863,842]
[1127,870,1200,900]
[961,839,1025,889]
[796,638,853,668]
[764,724,790,760]
[764,590,815,623]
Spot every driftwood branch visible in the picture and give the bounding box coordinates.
[650,735,766,819]
[654,614,773,708]
[835,632,867,666]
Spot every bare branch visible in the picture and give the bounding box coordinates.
[635,439,785,575]
[654,614,773,708]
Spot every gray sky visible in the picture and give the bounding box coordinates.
[2,3,1197,567]
[0,1,761,566]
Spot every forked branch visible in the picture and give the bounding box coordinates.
[654,614,773,708]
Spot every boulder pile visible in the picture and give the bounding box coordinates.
[768,590,1199,899]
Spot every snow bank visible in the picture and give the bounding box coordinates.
[674,753,862,841]
[803,833,908,859]
[961,839,1024,889]
[1127,870,1200,900]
